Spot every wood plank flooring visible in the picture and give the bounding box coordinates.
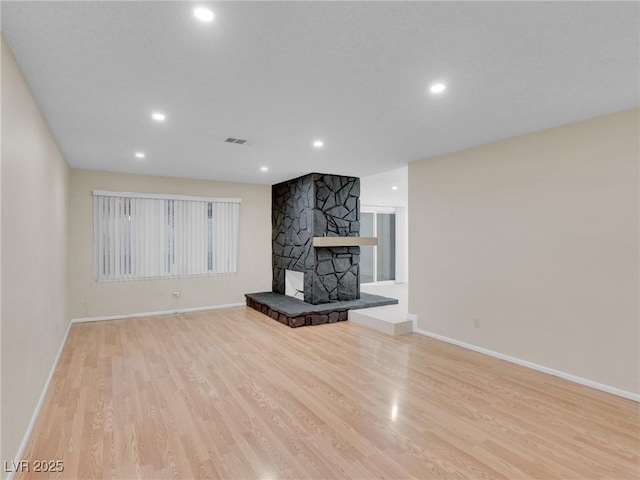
[18,307,639,479]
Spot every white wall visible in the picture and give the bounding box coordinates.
[1,36,70,474]
[360,166,408,209]
[409,108,639,395]
[394,206,408,284]
[68,169,272,319]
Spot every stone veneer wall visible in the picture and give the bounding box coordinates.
[272,173,361,304]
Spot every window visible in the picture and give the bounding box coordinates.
[93,191,240,281]
[360,209,396,284]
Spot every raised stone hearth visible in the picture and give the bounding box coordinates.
[245,292,398,328]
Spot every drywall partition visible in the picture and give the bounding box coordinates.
[68,169,271,319]
[408,108,640,395]
[1,36,70,476]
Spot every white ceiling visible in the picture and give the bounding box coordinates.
[2,1,638,185]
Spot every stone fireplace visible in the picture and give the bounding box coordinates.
[272,173,360,304]
[245,172,398,327]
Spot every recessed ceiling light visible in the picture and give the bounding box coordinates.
[194,7,214,22]
[151,112,166,122]
[135,152,145,159]
[429,83,446,94]
[260,166,268,172]
[391,186,398,190]
[313,140,324,148]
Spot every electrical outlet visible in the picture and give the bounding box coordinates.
[473,318,480,328]
[173,291,181,298]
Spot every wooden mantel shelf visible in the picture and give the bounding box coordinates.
[312,237,378,247]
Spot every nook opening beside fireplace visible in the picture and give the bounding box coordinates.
[285,270,304,300]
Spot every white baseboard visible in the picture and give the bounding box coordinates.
[8,318,74,480]
[71,302,245,323]
[409,319,640,402]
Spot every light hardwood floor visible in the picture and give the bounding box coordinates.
[18,307,639,479]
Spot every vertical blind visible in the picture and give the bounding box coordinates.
[93,191,240,281]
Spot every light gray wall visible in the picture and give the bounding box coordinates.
[409,108,639,395]
[1,36,70,473]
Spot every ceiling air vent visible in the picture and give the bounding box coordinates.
[225,137,247,145]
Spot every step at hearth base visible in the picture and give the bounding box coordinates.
[245,292,398,328]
